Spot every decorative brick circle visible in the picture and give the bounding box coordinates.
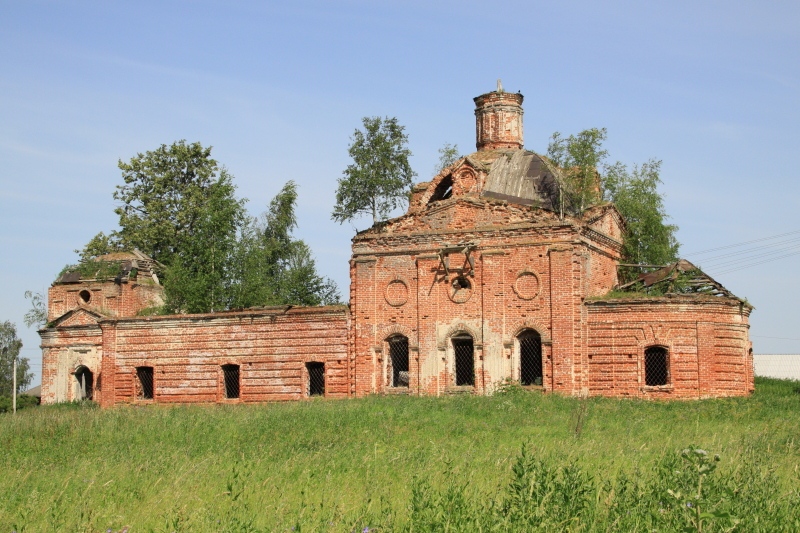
[513,271,541,300]
[448,276,473,303]
[384,279,409,307]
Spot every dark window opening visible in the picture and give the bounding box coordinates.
[388,335,409,387]
[74,366,93,400]
[452,276,470,291]
[222,364,240,399]
[453,335,475,386]
[644,346,669,386]
[519,330,543,386]
[136,366,154,400]
[79,290,91,304]
[307,362,325,396]
[428,176,453,203]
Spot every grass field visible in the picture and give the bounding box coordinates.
[1,377,799,532]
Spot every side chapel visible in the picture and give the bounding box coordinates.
[39,87,754,406]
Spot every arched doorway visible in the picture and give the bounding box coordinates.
[518,330,543,386]
[74,366,93,400]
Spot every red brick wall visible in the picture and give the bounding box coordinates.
[349,199,625,398]
[586,298,752,398]
[40,325,104,404]
[99,306,349,406]
[48,280,163,321]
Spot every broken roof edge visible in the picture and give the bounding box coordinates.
[614,259,753,308]
[55,248,164,285]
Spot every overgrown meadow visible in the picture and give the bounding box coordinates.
[1,378,799,532]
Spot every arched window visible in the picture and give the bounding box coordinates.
[388,335,409,387]
[452,334,474,386]
[644,346,669,386]
[74,366,93,400]
[518,330,543,386]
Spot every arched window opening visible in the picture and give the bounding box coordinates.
[307,362,325,397]
[222,364,240,399]
[453,334,474,386]
[135,366,154,400]
[644,346,669,386]
[428,175,453,203]
[388,335,409,387]
[518,330,543,386]
[74,366,93,400]
[78,290,91,304]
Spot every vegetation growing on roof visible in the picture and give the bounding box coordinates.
[592,260,748,303]
[56,260,124,282]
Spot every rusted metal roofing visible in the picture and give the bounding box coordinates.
[481,150,562,210]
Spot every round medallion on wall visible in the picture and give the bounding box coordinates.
[448,275,473,303]
[384,279,409,307]
[513,270,541,300]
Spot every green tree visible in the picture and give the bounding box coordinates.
[112,141,246,266]
[435,143,460,174]
[162,170,246,313]
[0,321,32,397]
[75,141,247,313]
[547,128,608,215]
[332,116,416,225]
[75,231,121,262]
[547,128,679,272]
[605,159,679,272]
[23,290,47,328]
[229,181,340,308]
[71,141,338,313]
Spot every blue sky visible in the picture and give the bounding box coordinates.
[2,1,799,386]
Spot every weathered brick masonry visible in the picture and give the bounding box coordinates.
[40,87,753,405]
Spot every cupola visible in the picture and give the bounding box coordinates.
[473,80,524,151]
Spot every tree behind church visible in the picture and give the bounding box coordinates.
[332,116,416,225]
[547,129,679,273]
[75,141,337,313]
[0,321,32,397]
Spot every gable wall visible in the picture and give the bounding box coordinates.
[40,326,103,404]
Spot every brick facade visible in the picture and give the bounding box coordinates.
[39,87,753,405]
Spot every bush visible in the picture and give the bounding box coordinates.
[0,394,39,413]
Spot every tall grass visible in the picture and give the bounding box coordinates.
[1,377,798,531]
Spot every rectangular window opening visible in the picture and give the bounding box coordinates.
[135,366,154,400]
[307,362,325,396]
[389,337,410,388]
[222,364,240,399]
[453,337,475,386]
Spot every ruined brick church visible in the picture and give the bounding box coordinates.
[40,87,754,407]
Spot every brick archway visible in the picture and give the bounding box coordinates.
[377,323,417,348]
[438,322,481,349]
[508,320,552,345]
